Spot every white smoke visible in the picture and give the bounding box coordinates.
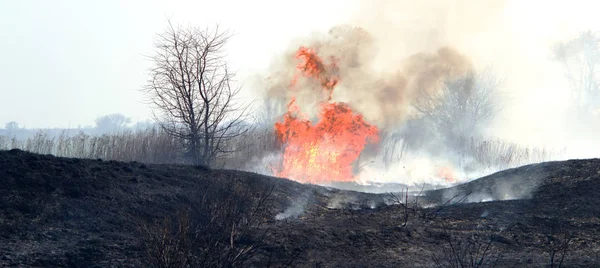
[245,0,600,196]
[326,194,358,209]
[275,194,309,220]
[243,151,282,175]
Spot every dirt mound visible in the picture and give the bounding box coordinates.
[1,149,599,267]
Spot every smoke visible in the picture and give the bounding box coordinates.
[257,0,508,130]
[438,173,544,206]
[243,151,282,175]
[250,0,502,187]
[247,0,600,191]
[275,197,308,220]
[356,156,466,187]
[326,194,358,209]
[262,26,473,128]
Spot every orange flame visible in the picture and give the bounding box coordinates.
[291,46,339,101]
[437,166,457,183]
[274,47,379,184]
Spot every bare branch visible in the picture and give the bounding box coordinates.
[141,21,249,166]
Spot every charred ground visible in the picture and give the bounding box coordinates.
[0,149,599,267]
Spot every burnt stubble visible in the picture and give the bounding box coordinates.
[1,149,599,267]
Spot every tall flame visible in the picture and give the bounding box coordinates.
[275,47,379,184]
[291,46,339,100]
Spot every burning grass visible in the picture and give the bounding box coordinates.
[274,46,380,184]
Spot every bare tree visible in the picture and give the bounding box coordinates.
[143,22,248,166]
[414,68,503,149]
[94,113,131,134]
[4,121,19,131]
[553,30,600,122]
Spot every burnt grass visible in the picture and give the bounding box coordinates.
[1,149,599,267]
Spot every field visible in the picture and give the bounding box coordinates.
[1,149,599,267]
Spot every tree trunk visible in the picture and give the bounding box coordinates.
[203,100,210,166]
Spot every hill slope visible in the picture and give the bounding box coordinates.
[1,149,599,267]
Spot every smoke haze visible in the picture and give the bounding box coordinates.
[3,0,599,190]
[250,0,600,187]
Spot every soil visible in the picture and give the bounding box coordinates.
[1,149,599,267]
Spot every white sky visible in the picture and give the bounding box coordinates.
[0,0,358,128]
[0,0,599,133]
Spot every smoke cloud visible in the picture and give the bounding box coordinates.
[262,25,474,128]
[247,0,600,190]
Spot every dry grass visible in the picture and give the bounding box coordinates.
[138,184,275,268]
[467,138,559,167]
[431,231,501,268]
[0,125,563,175]
[0,128,184,164]
[0,126,280,170]
[375,133,564,177]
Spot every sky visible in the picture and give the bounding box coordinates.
[0,0,599,141]
[0,0,357,128]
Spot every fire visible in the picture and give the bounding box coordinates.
[275,47,379,184]
[291,46,339,100]
[437,166,457,182]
